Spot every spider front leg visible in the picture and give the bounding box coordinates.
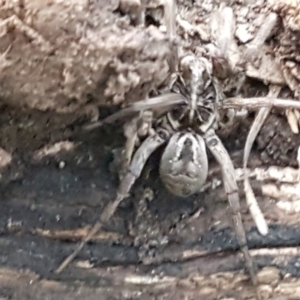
[55,129,169,274]
[102,128,169,222]
[203,128,258,286]
[121,110,155,178]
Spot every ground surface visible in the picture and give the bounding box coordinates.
[0,106,300,300]
[1,1,300,299]
[0,0,174,113]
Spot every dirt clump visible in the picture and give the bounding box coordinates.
[0,0,174,115]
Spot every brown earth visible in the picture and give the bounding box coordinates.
[0,0,174,114]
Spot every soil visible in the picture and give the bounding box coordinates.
[0,105,300,300]
[0,0,174,113]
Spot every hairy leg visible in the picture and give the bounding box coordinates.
[243,86,281,235]
[121,110,155,177]
[222,97,300,110]
[55,129,169,274]
[84,94,186,131]
[204,128,258,290]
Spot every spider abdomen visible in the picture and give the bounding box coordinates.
[159,132,208,197]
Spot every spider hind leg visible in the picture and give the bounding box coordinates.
[204,128,258,286]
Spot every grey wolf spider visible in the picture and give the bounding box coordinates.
[56,2,300,297]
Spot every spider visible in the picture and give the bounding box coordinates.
[56,2,300,296]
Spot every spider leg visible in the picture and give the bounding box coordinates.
[101,128,169,223]
[243,86,281,235]
[55,129,169,274]
[222,97,300,110]
[199,111,216,133]
[84,108,137,130]
[121,110,155,177]
[131,94,186,111]
[84,94,186,131]
[203,128,257,285]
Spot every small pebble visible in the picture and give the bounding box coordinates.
[59,161,66,169]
